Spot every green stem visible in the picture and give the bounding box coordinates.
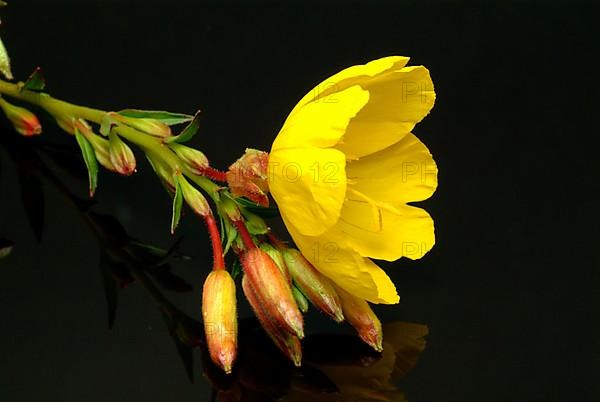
[0,79,220,200]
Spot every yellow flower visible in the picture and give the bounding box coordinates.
[268,56,437,304]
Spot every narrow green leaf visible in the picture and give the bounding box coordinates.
[230,259,242,280]
[171,174,183,234]
[235,197,279,218]
[22,67,46,91]
[74,128,99,197]
[117,109,193,126]
[98,253,118,329]
[164,111,201,144]
[0,36,13,80]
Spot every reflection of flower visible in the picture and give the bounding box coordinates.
[269,56,437,304]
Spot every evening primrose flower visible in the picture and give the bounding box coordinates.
[268,56,437,304]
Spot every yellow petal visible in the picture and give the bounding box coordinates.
[269,147,347,236]
[346,132,438,204]
[271,84,369,151]
[285,56,410,121]
[283,216,399,304]
[334,198,435,261]
[337,66,435,159]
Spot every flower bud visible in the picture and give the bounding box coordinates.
[241,248,303,338]
[242,275,302,366]
[110,112,171,138]
[73,119,116,171]
[259,243,291,283]
[169,143,209,175]
[146,154,175,192]
[202,270,238,374]
[226,148,270,207]
[108,131,136,175]
[335,286,383,352]
[282,248,344,322]
[179,176,210,216]
[0,97,42,136]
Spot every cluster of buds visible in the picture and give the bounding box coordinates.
[197,207,384,373]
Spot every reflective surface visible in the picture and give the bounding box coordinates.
[1,1,597,401]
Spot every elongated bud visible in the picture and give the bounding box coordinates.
[241,248,304,338]
[335,286,383,352]
[73,119,116,171]
[242,275,302,366]
[226,148,270,207]
[0,97,42,136]
[203,270,238,374]
[282,249,344,322]
[110,112,171,137]
[259,243,291,283]
[241,210,268,235]
[178,175,210,216]
[169,143,209,175]
[291,285,309,313]
[219,196,242,221]
[108,131,136,175]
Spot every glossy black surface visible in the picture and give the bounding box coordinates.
[0,1,597,401]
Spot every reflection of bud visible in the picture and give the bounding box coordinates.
[170,143,209,174]
[179,176,210,216]
[336,286,383,352]
[283,249,344,322]
[0,98,42,136]
[202,270,238,374]
[241,248,303,338]
[242,275,302,366]
[108,132,136,175]
[226,148,270,207]
[259,243,290,283]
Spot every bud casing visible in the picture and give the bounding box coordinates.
[226,148,270,206]
[203,270,238,374]
[336,286,383,352]
[283,248,344,322]
[179,176,210,216]
[170,143,209,175]
[108,131,136,175]
[0,97,42,136]
[241,248,303,338]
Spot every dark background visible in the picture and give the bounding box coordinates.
[1,1,598,401]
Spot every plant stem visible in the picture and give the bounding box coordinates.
[0,79,221,200]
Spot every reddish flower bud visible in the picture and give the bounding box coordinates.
[242,275,302,366]
[241,248,303,339]
[226,148,270,207]
[202,270,238,374]
[336,286,383,352]
[108,132,136,175]
[282,248,344,322]
[259,243,291,283]
[170,143,209,175]
[0,97,42,136]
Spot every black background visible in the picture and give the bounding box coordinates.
[0,1,598,401]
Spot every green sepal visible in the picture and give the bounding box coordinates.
[164,110,201,144]
[170,173,184,234]
[230,259,242,280]
[0,35,13,80]
[74,127,99,197]
[240,209,268,235]
[292,285,309,313]
[22,67,46,91]
[116,109,193,126]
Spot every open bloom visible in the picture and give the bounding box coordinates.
[268,56,437,304]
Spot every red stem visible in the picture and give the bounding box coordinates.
[200,166,228,182]
[204,213,225,270]
[267,232,287,250]
[232,219,256,250]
